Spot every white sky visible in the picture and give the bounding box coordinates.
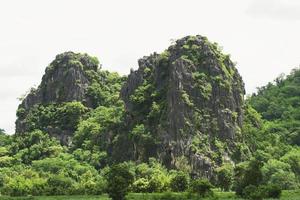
[0,0,300,134]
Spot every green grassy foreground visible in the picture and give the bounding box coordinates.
[0,190,299,200]
[127,190,300,200]
[0,196,109,200]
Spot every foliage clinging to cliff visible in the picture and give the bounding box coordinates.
[2,36,300,197]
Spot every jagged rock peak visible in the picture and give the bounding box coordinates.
[15,52,100,134]
[22,52,99,109]
[46,51,99,74]
[121,35,246,177]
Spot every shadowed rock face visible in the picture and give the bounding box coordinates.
[15,52,99,141]
[121,35,245,177]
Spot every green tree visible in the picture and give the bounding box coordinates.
[0,129,11,146]
[242,185,264,200]
[281,148,300,178]
[147,158,171,192]
[74,170,107,195]
[233,156,264,196]
[261,159,291,180]
[132,178,150,193]
[269,170,298,189]
[170,171,189,192]
[249,68,300,149]
[216,163,234,191]
[242,184,282,200]
[129,124,156,161]
[0,155,14,167]
[73,106,124,150]
[46,174,74,195]
[57,101,88,131]
[10,130,63,164]
[190,179,213,197]
[107,163,134,200]
[261,159,298,189]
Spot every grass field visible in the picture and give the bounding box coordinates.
[0,190,299,200]
[126,190,300,200]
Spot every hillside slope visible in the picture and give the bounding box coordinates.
[249,68,300,146]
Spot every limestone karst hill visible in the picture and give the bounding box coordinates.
[15,35,249,177]
[121,35,246,176]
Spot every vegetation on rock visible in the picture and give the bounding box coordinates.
[0,36,299,198]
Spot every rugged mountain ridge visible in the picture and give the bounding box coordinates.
[15,35,248,177]
[16,52,124,143]
[121,35,246,176]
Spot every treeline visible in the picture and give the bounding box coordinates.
[1,129,298,199]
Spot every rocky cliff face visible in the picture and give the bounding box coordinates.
[121,35,246,177]
[20,52,98,110]
[15,52,109,143]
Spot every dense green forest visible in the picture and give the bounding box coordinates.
[0,36,299,200]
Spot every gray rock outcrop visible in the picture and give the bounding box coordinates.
[16,52,99,136]
[121,35,246,177]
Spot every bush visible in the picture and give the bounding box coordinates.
[73,178,106,195]
[0,169,48,196]
[233,157,264,196]
[29,177,47,196]
[243,185,264,200]
[262,184,282,199]
[216,163,233,191]
[46,174,74,195]
[1,176,31,196]
[0,156,14,168]
[269,170,298,189]
[170,171,189,192]
[242,184,282,200]
[132,178,150,193]
[107,163,134,200]
[148,173,170,192]
[190,179,213,197]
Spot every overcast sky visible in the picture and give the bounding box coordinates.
[0,0,300,134]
